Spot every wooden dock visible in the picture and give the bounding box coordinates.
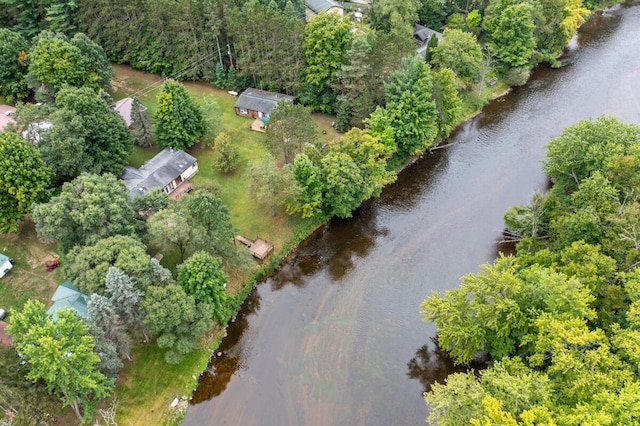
[236,235,274,260]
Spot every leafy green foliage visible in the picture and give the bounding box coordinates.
[248,153,297,216]
[177,251,231,323]
[212,131,239,173]
[142,284,214,364]
[431,29,483,89]
[303,12,353,112]
[65,235,153,295]
[7,300,113,422]
[432,67,463,138]
[106,266,148,340]
[130,97,154,148]
[0,28,29,101]
[321,151,364,219]
[32,173,135,253]
[290,153,324,219]
[384,55,439,156]
[484,1,537,67]
[0,346,57,425]
[0,132,52,233]
[266,100,318,164]
[54,85,134,175]
[154,79,206,150]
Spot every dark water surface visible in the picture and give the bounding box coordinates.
[184,4,640,425]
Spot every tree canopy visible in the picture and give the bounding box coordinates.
[154,79,206,151]
[0,132,52,233]
[32,173,135,253]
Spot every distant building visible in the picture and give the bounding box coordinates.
[234,88,295,120]
[414,24,443,59]
[114,97,147,129]
[0,105,16,132]
[121,147,199,199]
[305,0,344,19]
[47,281,89,322]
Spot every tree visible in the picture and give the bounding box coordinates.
[336,128,396,200]
[433,68,463,138]
[88,294,131,361]
[46,0,79,35]
[177,251,231,323]
[212,131,239,173]
[39,107,91,182]
[370,0,420,37]
[180,189,236,256]
[28,36,86,94]
[384,55,439,156]
[154,79,206,150]
[201,95,224,146]
[485,2,537,67]
[142,284,214,364]
[0,132,52,233]
[105,266,148,341]
[32,173,135,253]
[0,346,57,424]
[7,300,113,422]
[69,32,111,90]
[421,255,595,364]
[321,151,365,218]
[130,97,154,148]
[147,208,194,263]
[431,28,483,89]
[65,235,154,295]
[266,100,318,164]
[54,85,134,175]
[248,153,297,216]
[543,116,640,193]
[0,28,29,101]
[290,153,324,219]
[302,12,353,112]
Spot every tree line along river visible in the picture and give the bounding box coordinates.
[183,2,640,424]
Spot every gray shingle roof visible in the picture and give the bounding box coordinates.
[234,88,295,116]
[305,0,343,14]
[121,147,197,197]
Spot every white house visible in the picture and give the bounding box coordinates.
[121,147,199,199]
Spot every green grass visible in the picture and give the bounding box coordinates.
[115,342,215,426]
[110,65,322,425]
[0,218,62,317]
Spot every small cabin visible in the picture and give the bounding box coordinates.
[234,88,295,120]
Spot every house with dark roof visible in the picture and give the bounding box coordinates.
[234,88,295,120]
[47,281,89,322]
[414,24,443,59]
[305,0,344,18]
[121,147,199,199]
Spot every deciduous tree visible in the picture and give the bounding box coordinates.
[7,300,113,422]
[212,131,239,173]
[65,235,154,295]
[266,100,318,164]
[177,251,231,323]
[32,173,135,253]
[0,132,52,233]
[0,28,29,101]
[430,28,483,89]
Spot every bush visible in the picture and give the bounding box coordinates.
[505,66,531,87]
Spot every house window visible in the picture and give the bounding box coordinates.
[239,108,248,114]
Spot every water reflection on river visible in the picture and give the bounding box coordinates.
[184,3,640,425]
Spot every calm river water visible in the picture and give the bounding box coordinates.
[184,3,640,424]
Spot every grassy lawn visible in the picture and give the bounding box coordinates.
[110,65,327,424]
[0,217,61,316]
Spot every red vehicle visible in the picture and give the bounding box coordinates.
[46,260,60,271]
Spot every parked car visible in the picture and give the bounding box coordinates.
[0,308,6,320]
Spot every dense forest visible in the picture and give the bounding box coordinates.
[422,117,640,424]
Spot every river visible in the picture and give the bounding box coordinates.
[183,3,640,425]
